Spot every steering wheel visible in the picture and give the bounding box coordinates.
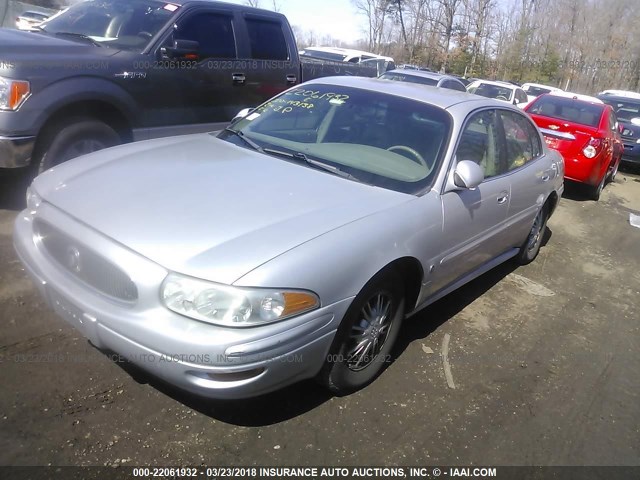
[386,145,428,168]
[138,31,153,39]
[496,95,509,101]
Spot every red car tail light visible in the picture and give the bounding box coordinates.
[583,137,602,159]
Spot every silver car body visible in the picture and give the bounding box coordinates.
[14,77,564,399]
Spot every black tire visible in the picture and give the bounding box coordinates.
[589,173,606,201]
[607,157,620,184]
[515,205,548,265]
[35,118,120,174]
[319,270,405,395]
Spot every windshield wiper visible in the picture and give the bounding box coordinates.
[224,127,264,153]
[262,148,359,181]
[53,32,103,47]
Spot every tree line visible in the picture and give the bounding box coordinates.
[327,0,640,94]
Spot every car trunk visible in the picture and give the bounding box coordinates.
[529,113,600,160]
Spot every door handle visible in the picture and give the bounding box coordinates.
[497,194,509,204]
[286,74,297,84]
[541,174,550,182]
[232,73,246,85]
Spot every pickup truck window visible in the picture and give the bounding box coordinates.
[245,18,288,60]
[174,12,236,60]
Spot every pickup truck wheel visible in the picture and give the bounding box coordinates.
[36,119,120,174]
[515,205,548,265]
[319,271,404,395]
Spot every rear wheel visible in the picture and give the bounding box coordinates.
[35,118,120,174]
[319,271,405,395]
[589,173,606,201]
[515,205,548,265]
[607,157,620,184]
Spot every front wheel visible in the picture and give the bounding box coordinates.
[35,118,121,174]
[319,271,405,395]
[515,205,548,265]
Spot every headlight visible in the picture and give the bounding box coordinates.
[25,186,42,212]
[636,138,640,144]
[0,77,30,111]
[161,273,320,327]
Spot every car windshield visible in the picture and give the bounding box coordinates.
[528,96,604,127]
[380,72,438,87]
[219,84,452,195]
[524,86,553,97]
[38,0,177,50]
[469,83,514,102]
[600,98,640,123]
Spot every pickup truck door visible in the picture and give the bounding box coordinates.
[232,14,300,109]
[137,7,242,138]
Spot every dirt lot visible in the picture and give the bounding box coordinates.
[0,167,639,468]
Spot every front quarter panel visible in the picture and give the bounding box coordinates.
[233,192,443,310]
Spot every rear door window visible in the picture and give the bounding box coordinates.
[245,17,288,60]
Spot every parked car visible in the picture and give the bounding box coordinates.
[15,11,50,30]
[0,0,376,173]
[467,80,529,108]
[598,93,640,166]
[299,47,394,65]
[525,93,621,200]
[15,77,563,399]
[379,69,467,92]
[396,64,432,72]
[359,57,396,76]
[598,89,640,99]
[522,82,563,103]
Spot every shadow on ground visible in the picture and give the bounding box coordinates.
[0,169,31,211]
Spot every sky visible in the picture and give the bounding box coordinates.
[223,0,367,44]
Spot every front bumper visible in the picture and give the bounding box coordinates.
[13,204,349,399]
[0,135,36,168]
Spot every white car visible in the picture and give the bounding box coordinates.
[522,82,563,103]
[299,46,393,64]
[15,10,50,30]
[466,80,529,108]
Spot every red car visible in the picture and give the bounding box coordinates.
[524,93,622,200]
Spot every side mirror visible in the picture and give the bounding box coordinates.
[163,39,199,59]
[453,160,484,189]
[232,108,254,123]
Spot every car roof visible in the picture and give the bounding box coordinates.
[304,76,510,110]
[548,91,603,103]
[598,89,640,99]
[470,79,519,90]
[302,46,392,61]
[598,94,640,104]
[522,82,562,90]
[21,10,49,16]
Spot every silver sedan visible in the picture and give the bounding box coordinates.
[14,77,564,399]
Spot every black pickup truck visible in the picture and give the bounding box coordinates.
[0,0,376,172]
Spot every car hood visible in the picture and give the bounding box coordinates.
[33,134,412,284]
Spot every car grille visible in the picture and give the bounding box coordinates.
[34,220,138,302]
